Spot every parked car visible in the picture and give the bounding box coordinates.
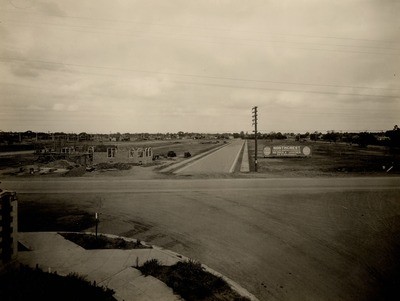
[167,151,177,157]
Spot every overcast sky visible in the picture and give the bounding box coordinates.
[1,0,399,134]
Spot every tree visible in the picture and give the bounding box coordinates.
[322,131,339,143]
[357,132,377,148]
[310,131,320,141]
[386,125,400,148]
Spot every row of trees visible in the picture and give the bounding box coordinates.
[315,126,400,148]
[2,126,399,148]
[241,125,400,148]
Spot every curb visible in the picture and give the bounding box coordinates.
[240,140,250,173]
[54,231,259,301]
[229,140,245,173]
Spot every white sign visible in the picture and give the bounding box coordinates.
[263,145,311,157]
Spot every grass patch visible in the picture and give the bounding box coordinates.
[138,259,250,301]
[60,232,151,250]
[18,201,95,232]
[0,264,116,301]
[247,139,399,176]
[94,162,132,170]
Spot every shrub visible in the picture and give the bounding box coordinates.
[139,259,161,276]
[60,233,151,250]
[0,265,116,301]
[166,260,227,299]
[137,259,251,301]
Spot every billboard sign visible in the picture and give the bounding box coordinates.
[263,145,311,157]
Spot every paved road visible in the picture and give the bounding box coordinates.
[3,177,400,301]
[174,139,244,174]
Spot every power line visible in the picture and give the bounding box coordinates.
[172,80,399,99]
[0,78,398,100]
[1,7,399,45]
[7,0,33,9]
[1,57,399,94]
[3,19,400,56]
[3,19,400,53]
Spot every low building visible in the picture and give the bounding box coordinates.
[0,189,18,269]
[93,146,153,165]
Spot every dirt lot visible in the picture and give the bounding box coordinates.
[0,139,222,179]
[1,138,399,179]
[247,139,400,177]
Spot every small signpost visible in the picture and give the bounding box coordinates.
[95,212,99,239]
[263,145,312,157]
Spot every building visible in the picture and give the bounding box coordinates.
[0,188,18,269]
[92,146,153,165]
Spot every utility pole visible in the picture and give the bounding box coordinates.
[252,106,258,172]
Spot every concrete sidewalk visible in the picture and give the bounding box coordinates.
[240,140,250,173]
[17,232,259,301]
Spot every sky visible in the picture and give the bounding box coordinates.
[0,0,399,134]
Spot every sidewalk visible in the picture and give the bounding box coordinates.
[17,232,259,301]
[240,140,250,173]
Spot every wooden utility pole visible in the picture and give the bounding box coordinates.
[252,106,258,172]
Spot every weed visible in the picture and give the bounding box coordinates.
[137,259,251,301]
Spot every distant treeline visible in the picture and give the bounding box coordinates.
[238,125,400,148]
[2,126,399,150]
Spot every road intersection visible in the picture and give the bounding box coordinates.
[3,176,400,300]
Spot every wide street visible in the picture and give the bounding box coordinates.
[174,139,244,174]
[3,177,400,301]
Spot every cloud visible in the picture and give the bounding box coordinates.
[88,76,174,99]
[8,0,34,9]
[67,104,79,111]
[52,103,65,111]
[1,1,399,133]
[11,65,39,78]
[26,104,45,111]
[274,93,308,108]
[6,57,67,79]
[37,1,67,17]
[52,103,79,111]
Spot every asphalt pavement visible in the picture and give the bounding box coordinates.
[4,176,400,300]
[173,139,244,174]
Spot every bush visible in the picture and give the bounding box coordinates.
[60,233,151,250]
[0,265,116,301]
[94,163,131,170]
[139,259,162,276]
[166,260,226,299]
[138,259,251,301]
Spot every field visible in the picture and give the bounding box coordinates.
[247,139,400,177]
[0,139,223,179]
[3,138,400,301]
[2,138,399,179]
